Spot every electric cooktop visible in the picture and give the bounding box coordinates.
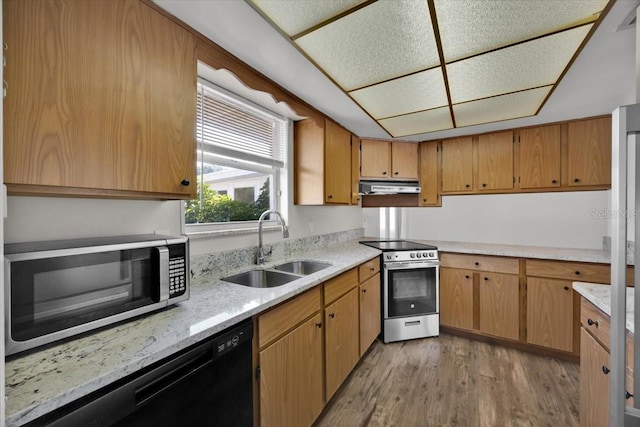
[360,240,437,251]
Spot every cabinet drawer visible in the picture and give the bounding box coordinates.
[324,268,358,305]
[440,253,519,274]
[580,298,611,352]
[259,287,321,349]
[359,257,380,282]
[527,260,611,283]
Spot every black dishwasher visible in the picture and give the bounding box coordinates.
[27,319,253,427]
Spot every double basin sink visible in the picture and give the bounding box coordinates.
[222,260,331,288]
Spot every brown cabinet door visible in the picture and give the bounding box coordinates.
[351,134,361,204]
[4,0,196,198]
[568,117,612,187]
[359,274,381,356]
[519,125,561,189]
[479,272,519,340]
[324,120,351,204]
[580,328,610,427]
[391,141,418,179]
[526,277,573,352]
[360,139,391,178]
[439,268,474,331]
[325,288,360,401]
[419,141,440,206]
[477,131,514,191]
[260,313,324,427]
[441,137,473,192]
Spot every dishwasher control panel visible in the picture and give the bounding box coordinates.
[215,321,253,357]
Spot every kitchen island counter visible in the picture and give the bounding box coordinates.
[5,240,380,426]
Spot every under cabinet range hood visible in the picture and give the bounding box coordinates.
[359,180,421,195]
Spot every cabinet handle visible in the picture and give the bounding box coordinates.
[475,262,479,266]
[328,195,333,199]
[484,277,489,281]
[552,179,557,184]
[482,183,487,188]
[602,366,610,375]
[423,198,427,202]
[315,322,322,328]
[370,267,375,271]
[587,318,599,327]
[180,179,190,186]
[627,390,634,400]
[574,271,581,275]
[394,171,399,175]
[465,275,470,279]
[574,178,581,183]
[382,171,387,175]
[329,313,335,318]
[563,286,569,290]
[465,184,470,188]
[362,289,367,294]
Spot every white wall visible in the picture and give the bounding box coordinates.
[365,190,610,249]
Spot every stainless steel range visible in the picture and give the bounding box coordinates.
[360,240,439,343]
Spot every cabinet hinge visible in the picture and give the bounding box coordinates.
[256,365,261,380]
[359,143,362,151]
[525,283,528,291]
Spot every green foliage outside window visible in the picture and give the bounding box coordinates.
[186,178,271,224]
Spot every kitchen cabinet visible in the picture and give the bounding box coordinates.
[518,124,561,189]
[4,0,197,199]
[526,277,573,352]
[258,288,324,427]
[419,141,441,207]
[441,137,473,192]
[359,257,381,356]
[351,134,361,204]
[439,268,474,331]
[440,253,520,341]
[294,118,352,205]
[477,131,514,191]
[360,139,418,180]
[567,116,611,187]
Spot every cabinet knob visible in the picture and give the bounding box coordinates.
[552,179,557,184]
[423,198,427,202]
[328,195,333,199]
[574,178,581,183]
[602,365,610,375]
[394,171,399,175]
[315,322,322,328]
[180,179,190,186]
[475,262,479,266]
[329,313,335,319]
[563,286,569,290]
[482,183,487,188]
[627,390,634,400]
[484,277,489,281]
[362,289,367,294]
[465,275,470,279]
[587,318,599,327]
[370,267,375,271]
[382,171,387,175]
[574,271,581,275]
[465,184,470,188]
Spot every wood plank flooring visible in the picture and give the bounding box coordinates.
[315,334,580,427]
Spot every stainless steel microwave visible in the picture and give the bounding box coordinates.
[4,234,189,356]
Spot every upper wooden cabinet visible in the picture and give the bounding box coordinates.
[294,118,352,205]
[477,131,514,191]
[419,141,441,206]
[4,0,197,199]
[567,116,612,187]
[360,139,418,180]
[518,125,561,189]
[441,137,473,192]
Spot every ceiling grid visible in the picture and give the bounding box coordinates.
[249,0,612,138]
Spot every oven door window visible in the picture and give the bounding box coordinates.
[10,248,159,341]
[387,267,438,318]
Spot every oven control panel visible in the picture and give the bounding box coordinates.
[384,250,438,262]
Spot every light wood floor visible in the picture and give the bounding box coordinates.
[315,333,580,427]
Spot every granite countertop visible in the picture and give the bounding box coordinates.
[5,241,380,427]
[416,240,612,264]
[573,282,634,333]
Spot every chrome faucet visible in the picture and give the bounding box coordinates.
[257,209,289,265]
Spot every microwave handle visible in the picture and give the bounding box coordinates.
[157,246,170,302]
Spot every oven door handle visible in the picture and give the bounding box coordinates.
[383,261,439,270]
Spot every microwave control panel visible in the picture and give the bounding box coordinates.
[168,243,188,298]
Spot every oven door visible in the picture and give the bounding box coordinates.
[383,261,439,319]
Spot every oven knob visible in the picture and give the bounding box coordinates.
[410,253,416,258]
[423,252,429,257]
[386,254,392,260]
[429,251,435,258]
[416,253,421,258]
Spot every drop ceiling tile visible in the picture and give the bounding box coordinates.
[296,0,440,91]
[453,86,552,128]
[447,25,592,104]
[378,107,453,137]
[349,68,448,119]
[435,0,609,62]
[250,0,368,37]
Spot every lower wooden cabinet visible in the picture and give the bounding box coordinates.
[580,327,610,427]
[259,313,324,427]
[325,288,359,400]
[359,273,381,356]
[479,272,519,340]
[439,268,474,331]
[526,277,573,352]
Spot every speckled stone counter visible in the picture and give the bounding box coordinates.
[416,240,613,264]
[4,241,380,427]
[573,282,634,333]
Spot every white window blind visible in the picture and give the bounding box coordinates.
[196,79,286,168]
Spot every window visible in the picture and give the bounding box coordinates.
[186,79,288,228]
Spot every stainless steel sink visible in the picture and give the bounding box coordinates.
[222,269,301,288]
[272,260,332,275]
